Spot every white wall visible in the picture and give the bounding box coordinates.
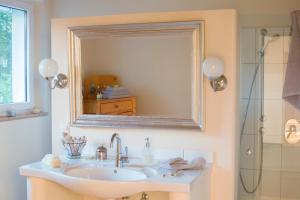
[0,117,51,200]
[0,1,52,200]
[81,34,192,117]
[51,0,300,27]
[48,1,300,200]
[51,10,238,200]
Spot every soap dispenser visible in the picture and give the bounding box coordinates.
[143,138,153,165]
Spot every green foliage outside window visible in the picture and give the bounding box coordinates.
[0,7,12,104]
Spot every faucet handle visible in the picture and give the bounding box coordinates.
[124,146,128,157]
[120,146,129,164]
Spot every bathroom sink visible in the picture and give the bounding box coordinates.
[20,161,211,200]
[48,163,159,199]
[64,164,148,181]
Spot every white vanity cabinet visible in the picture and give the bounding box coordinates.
[21,162,212,200]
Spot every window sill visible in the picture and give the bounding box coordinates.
[0,112,48,122]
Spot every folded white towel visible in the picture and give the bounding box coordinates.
[102,94,131,99]
[169,157,206,170]
[42,154,61,168]
[169,157,188,165]
[102,87,131,99]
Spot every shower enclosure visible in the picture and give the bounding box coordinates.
[239,27,300,200]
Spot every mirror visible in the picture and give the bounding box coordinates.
[68,21,204,129]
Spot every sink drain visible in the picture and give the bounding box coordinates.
[141,192,149,200]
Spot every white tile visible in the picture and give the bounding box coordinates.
[253,99,263,136]
[241,100,260,137]
[109,146,182,161]
[263,35,284,64]
[260,196,280,200]
[152,148,183,160]
[183,149,213,163]
[239,195,255,200]
[262,144,281,170]
[263,99,283,137]
[240,134,255,169]
[281,172,300,200]
[125,146,143,158]
[283,28,291,64]
[81,140,99,156]
[241,28,256,64]
[283,63,287,83]
[114,146,184,161]
[264,64,284,99]
[253,135,262,170]
[240,99,256,134]
[260,170,281,199]
[281,197,300,200]
[282,145,300,171]
[263,134,283,144]
[240,63,260,99]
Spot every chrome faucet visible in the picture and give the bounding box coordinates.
[110,133,122,168]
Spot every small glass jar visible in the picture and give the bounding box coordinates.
[96,145,107,160]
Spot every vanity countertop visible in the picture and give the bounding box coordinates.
[20,158,212,195]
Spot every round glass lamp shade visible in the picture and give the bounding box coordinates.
[39,59,58,78]
[202,57,224,79]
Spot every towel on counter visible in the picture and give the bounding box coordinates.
[283,10,300,110]
[102,87,131,99]
[168,157,206,170]
[41,154,61,168]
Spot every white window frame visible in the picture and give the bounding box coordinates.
[0,0,34,113]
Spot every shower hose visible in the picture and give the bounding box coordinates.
[239,46,265,194]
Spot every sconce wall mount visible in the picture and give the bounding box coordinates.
[39,59,68,89]
[203,57,228,92]
[209,75,228,92]
[47,73,68,89]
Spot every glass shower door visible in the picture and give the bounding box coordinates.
[239,27,300,200]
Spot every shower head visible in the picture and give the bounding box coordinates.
[260,28,280,41]
[261,28,268,36]
[259,33,281,56]
[267,34,280,42]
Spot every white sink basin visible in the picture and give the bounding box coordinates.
[53,163,158,199]
[64,165,148,181]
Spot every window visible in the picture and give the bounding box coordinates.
[0,4,28,107]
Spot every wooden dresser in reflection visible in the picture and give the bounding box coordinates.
[83,75,136,115]
[84,96,136,115]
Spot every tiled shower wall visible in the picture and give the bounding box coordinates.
[239,27,300,200]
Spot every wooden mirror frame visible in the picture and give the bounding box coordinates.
[68,21,205,129]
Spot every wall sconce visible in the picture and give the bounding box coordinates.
[39,58,68,89]
[202,57,227,92]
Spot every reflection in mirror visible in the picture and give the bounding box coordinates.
[68,21,204,129]
[81,33,192,118]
